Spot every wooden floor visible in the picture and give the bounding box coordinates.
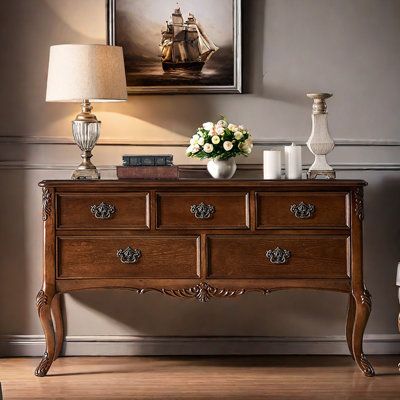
[0,356,399,399]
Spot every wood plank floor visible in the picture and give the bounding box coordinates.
[0,356,399,399]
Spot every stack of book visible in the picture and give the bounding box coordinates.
[117,155,178,179]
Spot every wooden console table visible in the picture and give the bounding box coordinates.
[35,179,374,377]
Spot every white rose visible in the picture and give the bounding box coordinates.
[211,136,221,144]
[186,146,193,154]
[203,143,214,153]
[223,141,233,151]
[216,126,225,135]
[202,122,214,131]
[198,136,205,146]
[234,131,243,140]
[217,119,228,128]
[192,144,200,153]
[190,135,199,145]
[238,125,245,131]
[228,124,238,132]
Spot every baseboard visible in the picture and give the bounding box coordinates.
[1,334,399,357]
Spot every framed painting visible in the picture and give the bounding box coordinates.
[107,0,242,94]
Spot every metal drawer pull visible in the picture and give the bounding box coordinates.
[90,202,116,219]
[266,247,291,264]
[290,202,315,219]
[190,202,215,219]
[117,246,142,264]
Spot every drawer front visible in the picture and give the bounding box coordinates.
[57,236,200,278]
[157,192,249,229]
[256,192,349,228]
[207,235,349,278]
[57,193,150,229]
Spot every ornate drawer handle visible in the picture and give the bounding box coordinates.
[90,202,116,219]
[117,246,142,264]
[190,202,215,219]
[266,247,291,264]
[290,202,315,219]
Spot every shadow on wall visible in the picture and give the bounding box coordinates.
[0,169,28,334]
[66,288,347,337]
[0,1,100,137]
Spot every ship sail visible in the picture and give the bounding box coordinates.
[160,7,218,71]
[194,17,219,62]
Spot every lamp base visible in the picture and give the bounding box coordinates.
[307,170,336,180]
[71,167,100,180]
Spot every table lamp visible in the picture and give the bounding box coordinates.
[46,44,127,179]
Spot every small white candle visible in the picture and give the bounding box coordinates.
[263,150,282,179]
[284,143,302,179]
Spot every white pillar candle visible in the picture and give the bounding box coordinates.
[284,143,303,179]
[263,150,282,179]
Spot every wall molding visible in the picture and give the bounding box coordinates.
[1,135,400,147]
[0,162,400,171]
[1,334,399,357]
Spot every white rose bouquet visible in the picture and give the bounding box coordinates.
[186,118,253,161]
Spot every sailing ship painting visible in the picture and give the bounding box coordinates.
[160,7,219,73]
[108,0,241,93]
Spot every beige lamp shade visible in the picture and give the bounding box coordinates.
[46,44,127,102]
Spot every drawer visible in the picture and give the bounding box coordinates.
[156,192,249,229]
[256,192,349,228]
[207,235,349,278]
[57,193,150,229]
[57,236,200,278]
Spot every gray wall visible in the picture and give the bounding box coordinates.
[1,0,399,355]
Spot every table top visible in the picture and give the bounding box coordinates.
[39,179,367,188]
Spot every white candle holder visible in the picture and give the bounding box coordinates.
[306,93,336,179]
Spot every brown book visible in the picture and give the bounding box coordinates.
[116,166,179,179]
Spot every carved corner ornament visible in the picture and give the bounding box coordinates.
[361,288,372,313]
[137,282,270,303]
[353,188,364,221]
[42,188,52,221]
[36,289,49,315]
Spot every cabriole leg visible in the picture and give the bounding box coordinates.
[35,288,56,377]
[346,293,356,359]
[352,289,375,377]
[51,293,64,360]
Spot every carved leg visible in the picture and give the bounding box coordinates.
[51,293,64,360]
[352,289,375,377]
[35,289,56,377]
[346,293,356,359]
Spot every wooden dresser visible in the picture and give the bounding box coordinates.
[35,179,374,377]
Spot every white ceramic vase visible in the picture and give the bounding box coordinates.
[207,158,237,179]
